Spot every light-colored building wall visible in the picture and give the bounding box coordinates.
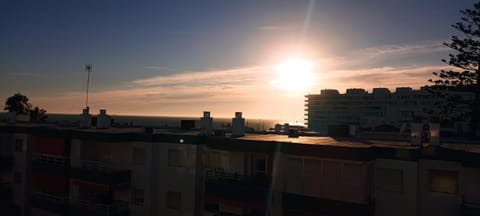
[418,159,462,216]
[375,159,418,216]
[156,142,200,216]
[305,87,472,134]
[12,133,31,216]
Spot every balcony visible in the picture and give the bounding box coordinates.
[71,160,131,187]
[31,192,68,214]
[32,154,68,174]
[69,199,130,216]
[462,197,480,216]
[0,183,13,201]
[282,193,375,216]
[205,169,270,204]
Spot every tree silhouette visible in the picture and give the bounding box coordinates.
[429,2,480,136]
[4,93,32,115]
[29,106,48,122]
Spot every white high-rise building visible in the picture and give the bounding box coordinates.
[305,87,473,134]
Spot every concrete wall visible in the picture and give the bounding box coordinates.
[130,141,151,216]
[375,159,418,216]
[156,142,199,216]
[13,133,31,216]
[419,160,462,216]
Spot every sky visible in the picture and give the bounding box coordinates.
[0,0,476,123]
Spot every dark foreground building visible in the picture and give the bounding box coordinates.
[1,121,480,216]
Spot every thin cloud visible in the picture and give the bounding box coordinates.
[257,25,290,31]
[358,40,449,58]
[7,73,43,77]
[326,39,449,69]
[30,40,455,120]
[32,65,289,118]
[133,66,271,87]
[143,65,182,71]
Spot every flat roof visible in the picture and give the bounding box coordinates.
[0,122,477,150]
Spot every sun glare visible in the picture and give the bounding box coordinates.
[272,58,316,91]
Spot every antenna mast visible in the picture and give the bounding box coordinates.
[85,64,92,108]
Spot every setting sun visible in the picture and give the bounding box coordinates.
[272,58,316,92]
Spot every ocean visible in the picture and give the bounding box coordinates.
[1,113,280,131]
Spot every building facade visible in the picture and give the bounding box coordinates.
[1,122,480,216]
[305,87,472,135]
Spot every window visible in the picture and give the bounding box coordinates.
[132,148,145,164]
[166,191,181,210]
[255,159,266,172]
[15,139,23,152]
[14,172,22,184]
[168,149,184,167]
[132,188,144,205]
[429,170,458,194]
[376,168,403,192]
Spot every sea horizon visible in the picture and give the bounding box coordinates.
[0,112,286,130]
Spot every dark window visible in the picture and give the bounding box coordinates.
[256,159,266,172]
[132,188,144,205]
[166,191,181,210]
[15,139,23,152]
[429,170,458,194]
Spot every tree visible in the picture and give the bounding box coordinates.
[4,93,32,115]
[29,106,48,122]
[429,2,480,137]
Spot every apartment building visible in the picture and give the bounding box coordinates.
[304,87,473,135]
[1,119,480,216]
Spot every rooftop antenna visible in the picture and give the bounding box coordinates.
[85,64,92,108]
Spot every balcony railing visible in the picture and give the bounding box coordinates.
[32,154,68,173]
[205,168,270,203]
[71,160,131,187]
[31,192,67,214]
[33,154,67,166]
[462,196,480,216]
[69,199,130,216]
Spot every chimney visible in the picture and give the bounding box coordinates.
[283,123,290,135]
[430,123,440,145]
[232,112,245,137]
[349,125,357,136]
[411,123,422,146]
[96,109,111,129]
[200,111,213,136]
[274,124,282,134]
[79,107,91,128]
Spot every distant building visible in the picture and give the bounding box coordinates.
[305,87,473,135]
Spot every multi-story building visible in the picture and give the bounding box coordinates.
[1,112,480,216]
[305,87,473,135]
